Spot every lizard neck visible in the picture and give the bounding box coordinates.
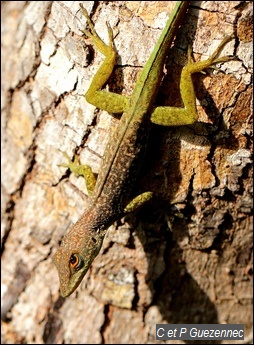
[67,202,122,241]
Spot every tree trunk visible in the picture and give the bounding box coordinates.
[1,1,252,344]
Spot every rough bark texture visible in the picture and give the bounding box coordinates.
[1,1,253,344]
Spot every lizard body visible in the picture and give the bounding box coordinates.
[53,1,233,297]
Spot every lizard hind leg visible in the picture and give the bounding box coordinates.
[150,36,235,127]
[80,5,129,114]
[185,35,235,75]
[80,4,114,57]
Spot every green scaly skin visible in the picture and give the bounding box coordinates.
[53,1,234,297]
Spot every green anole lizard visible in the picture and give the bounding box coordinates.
[53,1,234,297]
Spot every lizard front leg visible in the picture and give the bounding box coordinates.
[123,192,154,215]
[60,8,133,197]
[60,152,97,195]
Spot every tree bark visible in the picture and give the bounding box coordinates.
[1,1,252,344]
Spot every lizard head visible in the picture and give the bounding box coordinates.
[53,217,106,297]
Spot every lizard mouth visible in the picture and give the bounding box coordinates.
[59,267,89,297]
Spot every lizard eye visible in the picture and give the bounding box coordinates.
[69,254,83,271]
